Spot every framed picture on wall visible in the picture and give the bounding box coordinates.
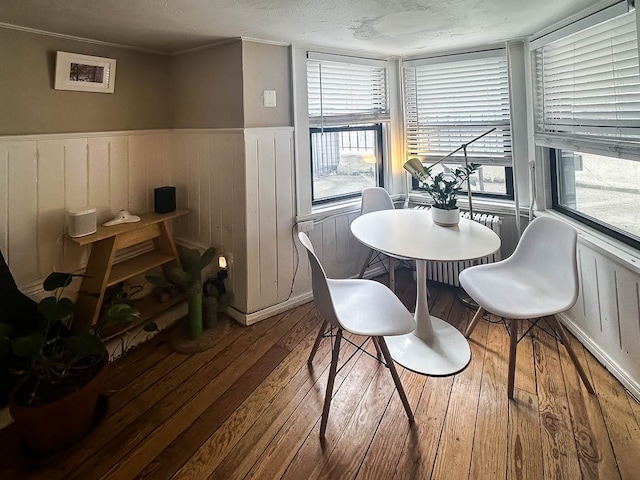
[54,51,117,93]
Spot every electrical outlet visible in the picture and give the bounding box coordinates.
[297,221,314,233]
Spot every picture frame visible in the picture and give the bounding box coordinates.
[54,51,117,93]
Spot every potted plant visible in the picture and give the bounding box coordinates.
[407,158,479,226]
[2,272,139,456]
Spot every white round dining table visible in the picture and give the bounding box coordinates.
[350,208,501,376]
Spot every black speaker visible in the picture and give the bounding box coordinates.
[154,186,176,214]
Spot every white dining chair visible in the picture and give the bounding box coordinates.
[299,232,416,438]
[358,187,405,292]
[459,216,594,399]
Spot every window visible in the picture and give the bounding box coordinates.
[403,50,513,198]
[307,54,389,204]
[533,3,640,248]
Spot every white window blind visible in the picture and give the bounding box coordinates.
[403,52,512,165]
[534,10,640,147]
[307,57,389,128]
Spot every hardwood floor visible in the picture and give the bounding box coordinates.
[2,269,640,479]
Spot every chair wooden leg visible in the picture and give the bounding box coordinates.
[508,319,518,400]
[308,320,328,366]
[550,316,595,394]
[377,336,414,423]
[358,249,375,279]
[320,328,342,438]
[464,307,485,338]
[371,337,383,360]
[388,257,395,293]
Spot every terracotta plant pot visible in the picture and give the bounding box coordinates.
[9,357,108,457]
[431,206,460,226]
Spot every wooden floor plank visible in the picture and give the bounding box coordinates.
[157,311,320,480]
[431,302,487,480]
[585,342,640,480]
[243,339,364,480]
[95,313,303,480]
[508,388,544,480]
[134,344,290,480]
[207,326,335,480]
[355,368,427,480]
[2,274,638,480]
[469,320,509,480]
[278,344,383,480]
[560,332,620,480]
[532,329,582,480]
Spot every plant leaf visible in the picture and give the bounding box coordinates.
[200,247,217,269]
[106,303,140,323]
[0,323,13,339]
[37,296,58,317]
[11,333,43,358]
[65,333,106,357]
[43,272,73,291]
[143,322,159,332]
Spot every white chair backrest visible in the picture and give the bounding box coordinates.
[361,187,394,215]
[298,232,341,328]
[509,216,579,302]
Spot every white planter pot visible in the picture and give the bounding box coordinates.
[431,207,460,226]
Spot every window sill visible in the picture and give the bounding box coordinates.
[536,210,640,275]
[408,192,526,217]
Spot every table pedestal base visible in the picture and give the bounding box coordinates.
[385,317,471,376]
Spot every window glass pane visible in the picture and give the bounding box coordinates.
[311,126,380,203]
[556,150,640,238]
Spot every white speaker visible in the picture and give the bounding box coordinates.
[66,207,97,238]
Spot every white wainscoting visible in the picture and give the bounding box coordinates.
[561,238,640,399]
[0,131,172,291]
[170,127,308,324]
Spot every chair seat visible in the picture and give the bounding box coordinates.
[327,278,416,336]
[459,262,576,319]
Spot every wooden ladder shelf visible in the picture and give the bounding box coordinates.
[68,209,189,333]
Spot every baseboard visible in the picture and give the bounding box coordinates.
[226,292,314,326]
[558,312,640,401]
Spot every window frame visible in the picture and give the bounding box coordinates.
[549,149,640,250]
[310,124,385,205]
[402,49,515,201]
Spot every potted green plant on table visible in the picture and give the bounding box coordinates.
[1,272,139,456]
[406,158,479,226]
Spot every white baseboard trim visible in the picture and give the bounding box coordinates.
[558,312,640,401]
[226,292,314,326]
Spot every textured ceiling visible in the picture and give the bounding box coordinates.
[0,0,603,55]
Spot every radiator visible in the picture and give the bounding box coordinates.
[412,206,502,287]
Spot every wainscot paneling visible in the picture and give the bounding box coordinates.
[0,131,171,291]
[170,127,305,324]
[170,129,247,317]
[561,238,640,398]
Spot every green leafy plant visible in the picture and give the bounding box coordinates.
[2,272,139,406]
[409,160,479,210]
[147,246,217,340]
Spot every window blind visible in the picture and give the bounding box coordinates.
[307,58,389,128]
[534,10,640,146]
[403,53,512,165]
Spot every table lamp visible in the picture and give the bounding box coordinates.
[403,128,497,221]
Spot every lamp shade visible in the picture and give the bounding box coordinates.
[403,157,426,178]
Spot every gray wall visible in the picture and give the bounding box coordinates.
[242,41,292,128]
[0,28,172,135]
[171,40,245,129]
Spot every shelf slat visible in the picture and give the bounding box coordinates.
[101,293,187,340]
[107,251,176,286]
